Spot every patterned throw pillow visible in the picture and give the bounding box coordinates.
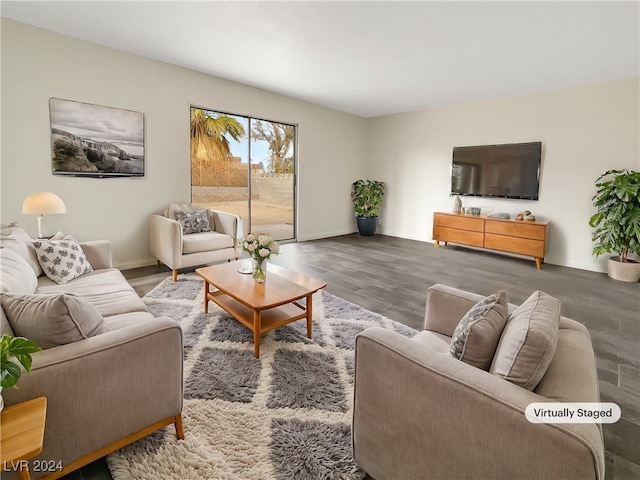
[174,209,211,234]
[450,291,509,370]
[32,237,93,285]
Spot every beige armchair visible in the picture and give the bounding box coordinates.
[150,204,244,281]
[352,284,604,480]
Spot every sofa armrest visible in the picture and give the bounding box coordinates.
[353,327,604,480]
[423,283,486,336]
[150,214,183,269]
[79,240,113,270]
[2,316,183,473]
[209,209,244,245]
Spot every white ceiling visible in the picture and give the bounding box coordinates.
[2,1,638,117]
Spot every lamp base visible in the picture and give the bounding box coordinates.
[37,215,46,239]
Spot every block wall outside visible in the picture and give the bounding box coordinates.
[192,173,293,205]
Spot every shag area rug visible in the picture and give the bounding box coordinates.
[107,273,417,480]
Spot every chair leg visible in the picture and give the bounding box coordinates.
[172,270,178,282]
[174,414,185,440]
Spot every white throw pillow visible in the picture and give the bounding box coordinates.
[32,238,93,285]
[1,292,108,348]
[0,223,43,276]
[0,248,38,294]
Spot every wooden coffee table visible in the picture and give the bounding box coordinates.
[196,261,326,358]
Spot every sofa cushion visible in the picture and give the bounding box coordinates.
[449,290,508,370]
[36,268,148,318]
[411,330,451,354]
[33,237,93,284]
[174,209,211,234]
[490,290,560,390]
[182,231,234,254]
[0,223,42,276]
[0,248,38,294]
[1,292,108,349]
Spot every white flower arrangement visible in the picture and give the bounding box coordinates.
[241,233,280,262]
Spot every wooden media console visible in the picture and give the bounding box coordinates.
[432,212,549,269]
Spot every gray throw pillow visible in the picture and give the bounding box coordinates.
[32,237,93,285]
[450,291,508,370]
[490,290,560,391]
[174,209,211,234]
[1,293,108,349]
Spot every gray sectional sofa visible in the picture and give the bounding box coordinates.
[0,224,183,479]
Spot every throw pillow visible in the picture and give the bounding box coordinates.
[0,293,108,349]
[0,248,38,294]
[32,238,93,285]
[0,223,43,276]
[174,209,211,234]
[450,291,509,370]
[490,290,560,391]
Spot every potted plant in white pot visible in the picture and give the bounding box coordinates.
[351,179,385,236]
[589,169,640,282]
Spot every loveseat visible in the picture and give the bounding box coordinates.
[353,284,604,480]
[150,203,243,282]
[0,224,183,480]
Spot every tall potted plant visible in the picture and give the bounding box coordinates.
[351,179,385,236]
[589,169,640,282]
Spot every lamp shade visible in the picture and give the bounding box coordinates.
[22,192,67,215]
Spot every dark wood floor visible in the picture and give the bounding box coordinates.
[76,234,639,479]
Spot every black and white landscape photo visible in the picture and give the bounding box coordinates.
[49,98,145,177]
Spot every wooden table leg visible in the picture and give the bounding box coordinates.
[203,281,209,313]
[306,294,313,339]
[535,257,543,269]
[253,310,261,358]
[17,465,31,480]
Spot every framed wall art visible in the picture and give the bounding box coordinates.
[49,98,145,178]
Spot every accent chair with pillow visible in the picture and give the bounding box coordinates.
[0,223,184,480]
[352,283,604,480]
[150,203,244,281]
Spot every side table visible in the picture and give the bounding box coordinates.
[1,397,48,480]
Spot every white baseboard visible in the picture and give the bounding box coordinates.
[115,257,158,271]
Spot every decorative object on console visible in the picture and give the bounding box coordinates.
[462,207,481,216]
[240,233,280,283]
[589,169,640,282]
[351,179,385,236]
[453,194,462,213]
[488,212,511,219]
[515,210,535,221]
[22,192,67,238]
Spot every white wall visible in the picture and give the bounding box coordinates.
[0,19,367,268]
[366,78,640,272]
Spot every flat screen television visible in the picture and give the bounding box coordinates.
[451,141,541,200]
[49,98,145,178]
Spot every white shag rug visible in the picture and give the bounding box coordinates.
[106,273,416,480]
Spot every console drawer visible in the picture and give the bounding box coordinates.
[485,220,546,240]
[434,213,484,232]
[484,233,545,257]
[433,226,484,247]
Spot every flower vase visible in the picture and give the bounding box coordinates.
[252,258,267,283]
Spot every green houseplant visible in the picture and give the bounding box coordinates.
[1,334,41,389]
[351,179,385,236]
[589,169,640,282]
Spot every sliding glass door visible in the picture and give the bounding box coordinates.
[190,107,295,241]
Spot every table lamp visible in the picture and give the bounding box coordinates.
[22,192,67,238]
